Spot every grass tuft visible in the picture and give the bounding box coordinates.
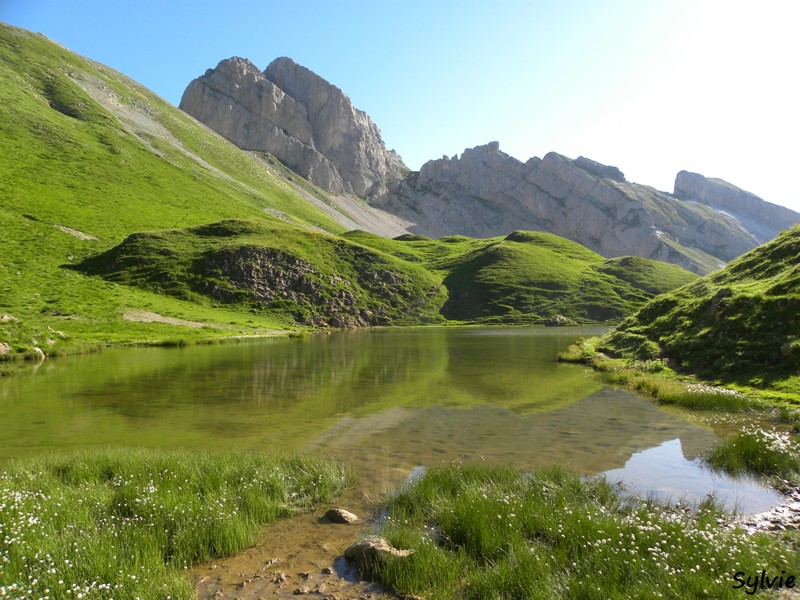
[706,428,800,480]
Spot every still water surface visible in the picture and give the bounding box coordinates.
[0,326,780,512]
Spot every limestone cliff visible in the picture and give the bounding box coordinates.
[673,171,798,244]
[374,143,800,275]
[180,57,407,198]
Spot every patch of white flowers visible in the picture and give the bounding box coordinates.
[0,457,346,599]
[685,383,752,400]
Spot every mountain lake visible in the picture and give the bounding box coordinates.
[2,325,787,597]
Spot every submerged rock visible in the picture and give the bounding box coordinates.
[736,485,800,533]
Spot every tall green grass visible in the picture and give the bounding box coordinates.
[0,449,352,599]
[373,463,796,599]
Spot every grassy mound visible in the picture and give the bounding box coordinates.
[345,230,697,324]
[598,226,800,395]
[0,449,352,599]
[77,220,447,327]
[371,463,796,599]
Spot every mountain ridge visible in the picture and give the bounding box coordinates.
[180,56,800,275]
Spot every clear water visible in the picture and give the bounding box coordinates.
[0,326,780,512]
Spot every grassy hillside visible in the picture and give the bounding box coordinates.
[0,23,352,356]
[77,220,448,327]
[345,230,698,324]
[599,226,800,395]
[0,22,698,358]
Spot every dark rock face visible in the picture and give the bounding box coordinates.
[197,245,405,328]
[180,57,407,198]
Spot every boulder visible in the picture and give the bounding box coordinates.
[344,535,414,566]
[324,507,360,524]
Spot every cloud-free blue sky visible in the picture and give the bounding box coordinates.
[3,0,799,212]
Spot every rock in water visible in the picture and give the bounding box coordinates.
[180,57,407,198]
[344,535,414,566]
[324,507,360,524]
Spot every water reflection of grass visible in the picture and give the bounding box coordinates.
[560,337,800,483]
[0,449,352,599]
[372,463,798,599]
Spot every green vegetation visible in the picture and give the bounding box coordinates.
[346,230,697,324]
[0,23,346,356]
[0,449,352,599]
[371,463,796,599]
[76,219,448,327]
[593,226,800,398]
[558,337,764,412]
[0,22,698,356]
[706,429,800,480]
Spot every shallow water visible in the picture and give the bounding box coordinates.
[0,326,780,512]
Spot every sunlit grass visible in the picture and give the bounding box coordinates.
[706,428,800,480]
[558,337,763,412]
[0,449,352,599]
[372,463,797,599]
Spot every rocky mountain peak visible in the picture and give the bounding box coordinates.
[180,57,407,198]
[574,156,626,182]
[374,141,800,275]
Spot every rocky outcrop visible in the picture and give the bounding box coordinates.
[374,142,800,275]
[198,245,420,328]
[179,57,407,198]
[674,171,800,244]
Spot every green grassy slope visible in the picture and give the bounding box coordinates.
[77,219,448,327]
[0,23,351,355]
[599,226,800,394]
[345,230,698,324]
